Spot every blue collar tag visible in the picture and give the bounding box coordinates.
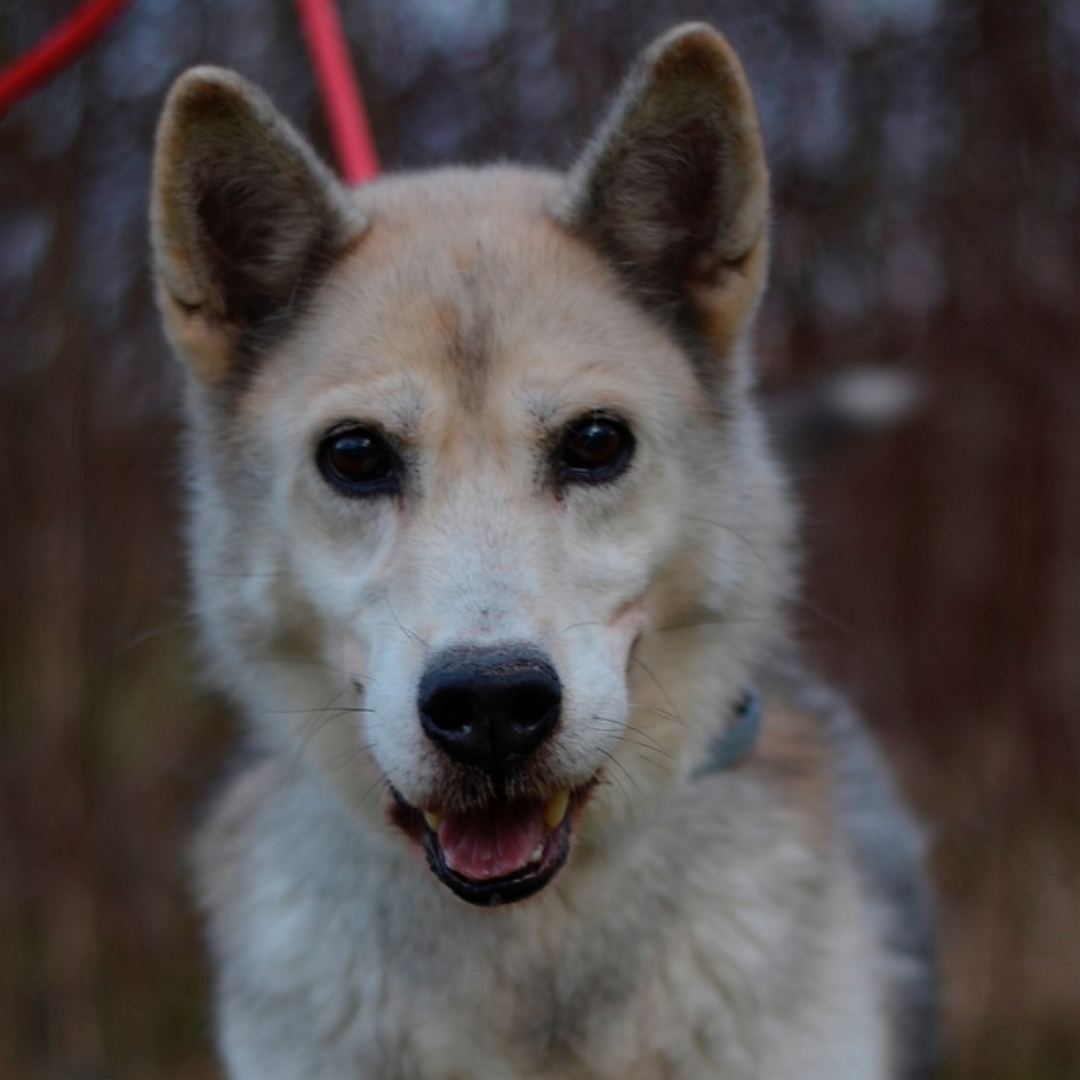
[693,687,762,778]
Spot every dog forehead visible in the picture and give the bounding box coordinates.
[235,166,705,457]
[298,168,697,410]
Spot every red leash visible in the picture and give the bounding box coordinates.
[0,0,380,184]
[0,0,134,114]
[292,0,380,184]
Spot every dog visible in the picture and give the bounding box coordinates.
[150,22,935,1079]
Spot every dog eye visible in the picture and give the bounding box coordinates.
[317,426,400,496]
[556,414,635,485]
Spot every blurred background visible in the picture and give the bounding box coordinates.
[1,0,1078,1076]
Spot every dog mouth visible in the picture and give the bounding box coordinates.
[389,785,594,906]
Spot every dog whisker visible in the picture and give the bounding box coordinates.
[380,593,427,647]
[556,619,606,636]
[355,765,401,812]
[268,706,373,716]
[591,716,675,760]
[628,655,685,731]
[626,701,688,728]
[594,746,642,802]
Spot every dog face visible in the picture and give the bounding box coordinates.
[152,24,791,905]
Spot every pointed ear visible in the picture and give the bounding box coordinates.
[150,67,364,386]
[556,24,769,361]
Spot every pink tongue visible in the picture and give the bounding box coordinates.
[438,799,547,881]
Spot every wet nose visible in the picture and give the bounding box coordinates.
[418,647,561,773]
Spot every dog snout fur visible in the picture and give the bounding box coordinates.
[417,645,562,774]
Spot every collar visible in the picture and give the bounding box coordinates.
[692,687,763,778]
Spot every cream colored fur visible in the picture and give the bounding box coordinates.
[151,23,934,1080]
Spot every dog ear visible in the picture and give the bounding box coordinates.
[151,67,364,386]
[557,24,769,361]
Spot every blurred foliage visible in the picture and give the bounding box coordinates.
[1,0,1078,1077]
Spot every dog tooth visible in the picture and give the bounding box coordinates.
[544,790,570,831]
[423,810,442,831]
[529,843,545,864]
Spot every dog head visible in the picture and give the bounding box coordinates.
[152,24,792,906]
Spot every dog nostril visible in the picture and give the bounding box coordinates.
[505,683,559,734]
[422,686,473,736]
[418,647,562,772]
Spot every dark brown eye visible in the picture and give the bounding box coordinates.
[317,426,400,496]
[556,413,635,485]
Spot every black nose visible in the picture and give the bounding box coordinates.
[418,647,561,773]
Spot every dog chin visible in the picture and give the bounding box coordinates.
[388,783,596,906]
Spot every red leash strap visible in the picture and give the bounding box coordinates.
[0,0,134,115]
[292,0,380,184]
[0,0,380,187]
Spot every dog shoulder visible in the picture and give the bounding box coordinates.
[753,679,938,1080]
